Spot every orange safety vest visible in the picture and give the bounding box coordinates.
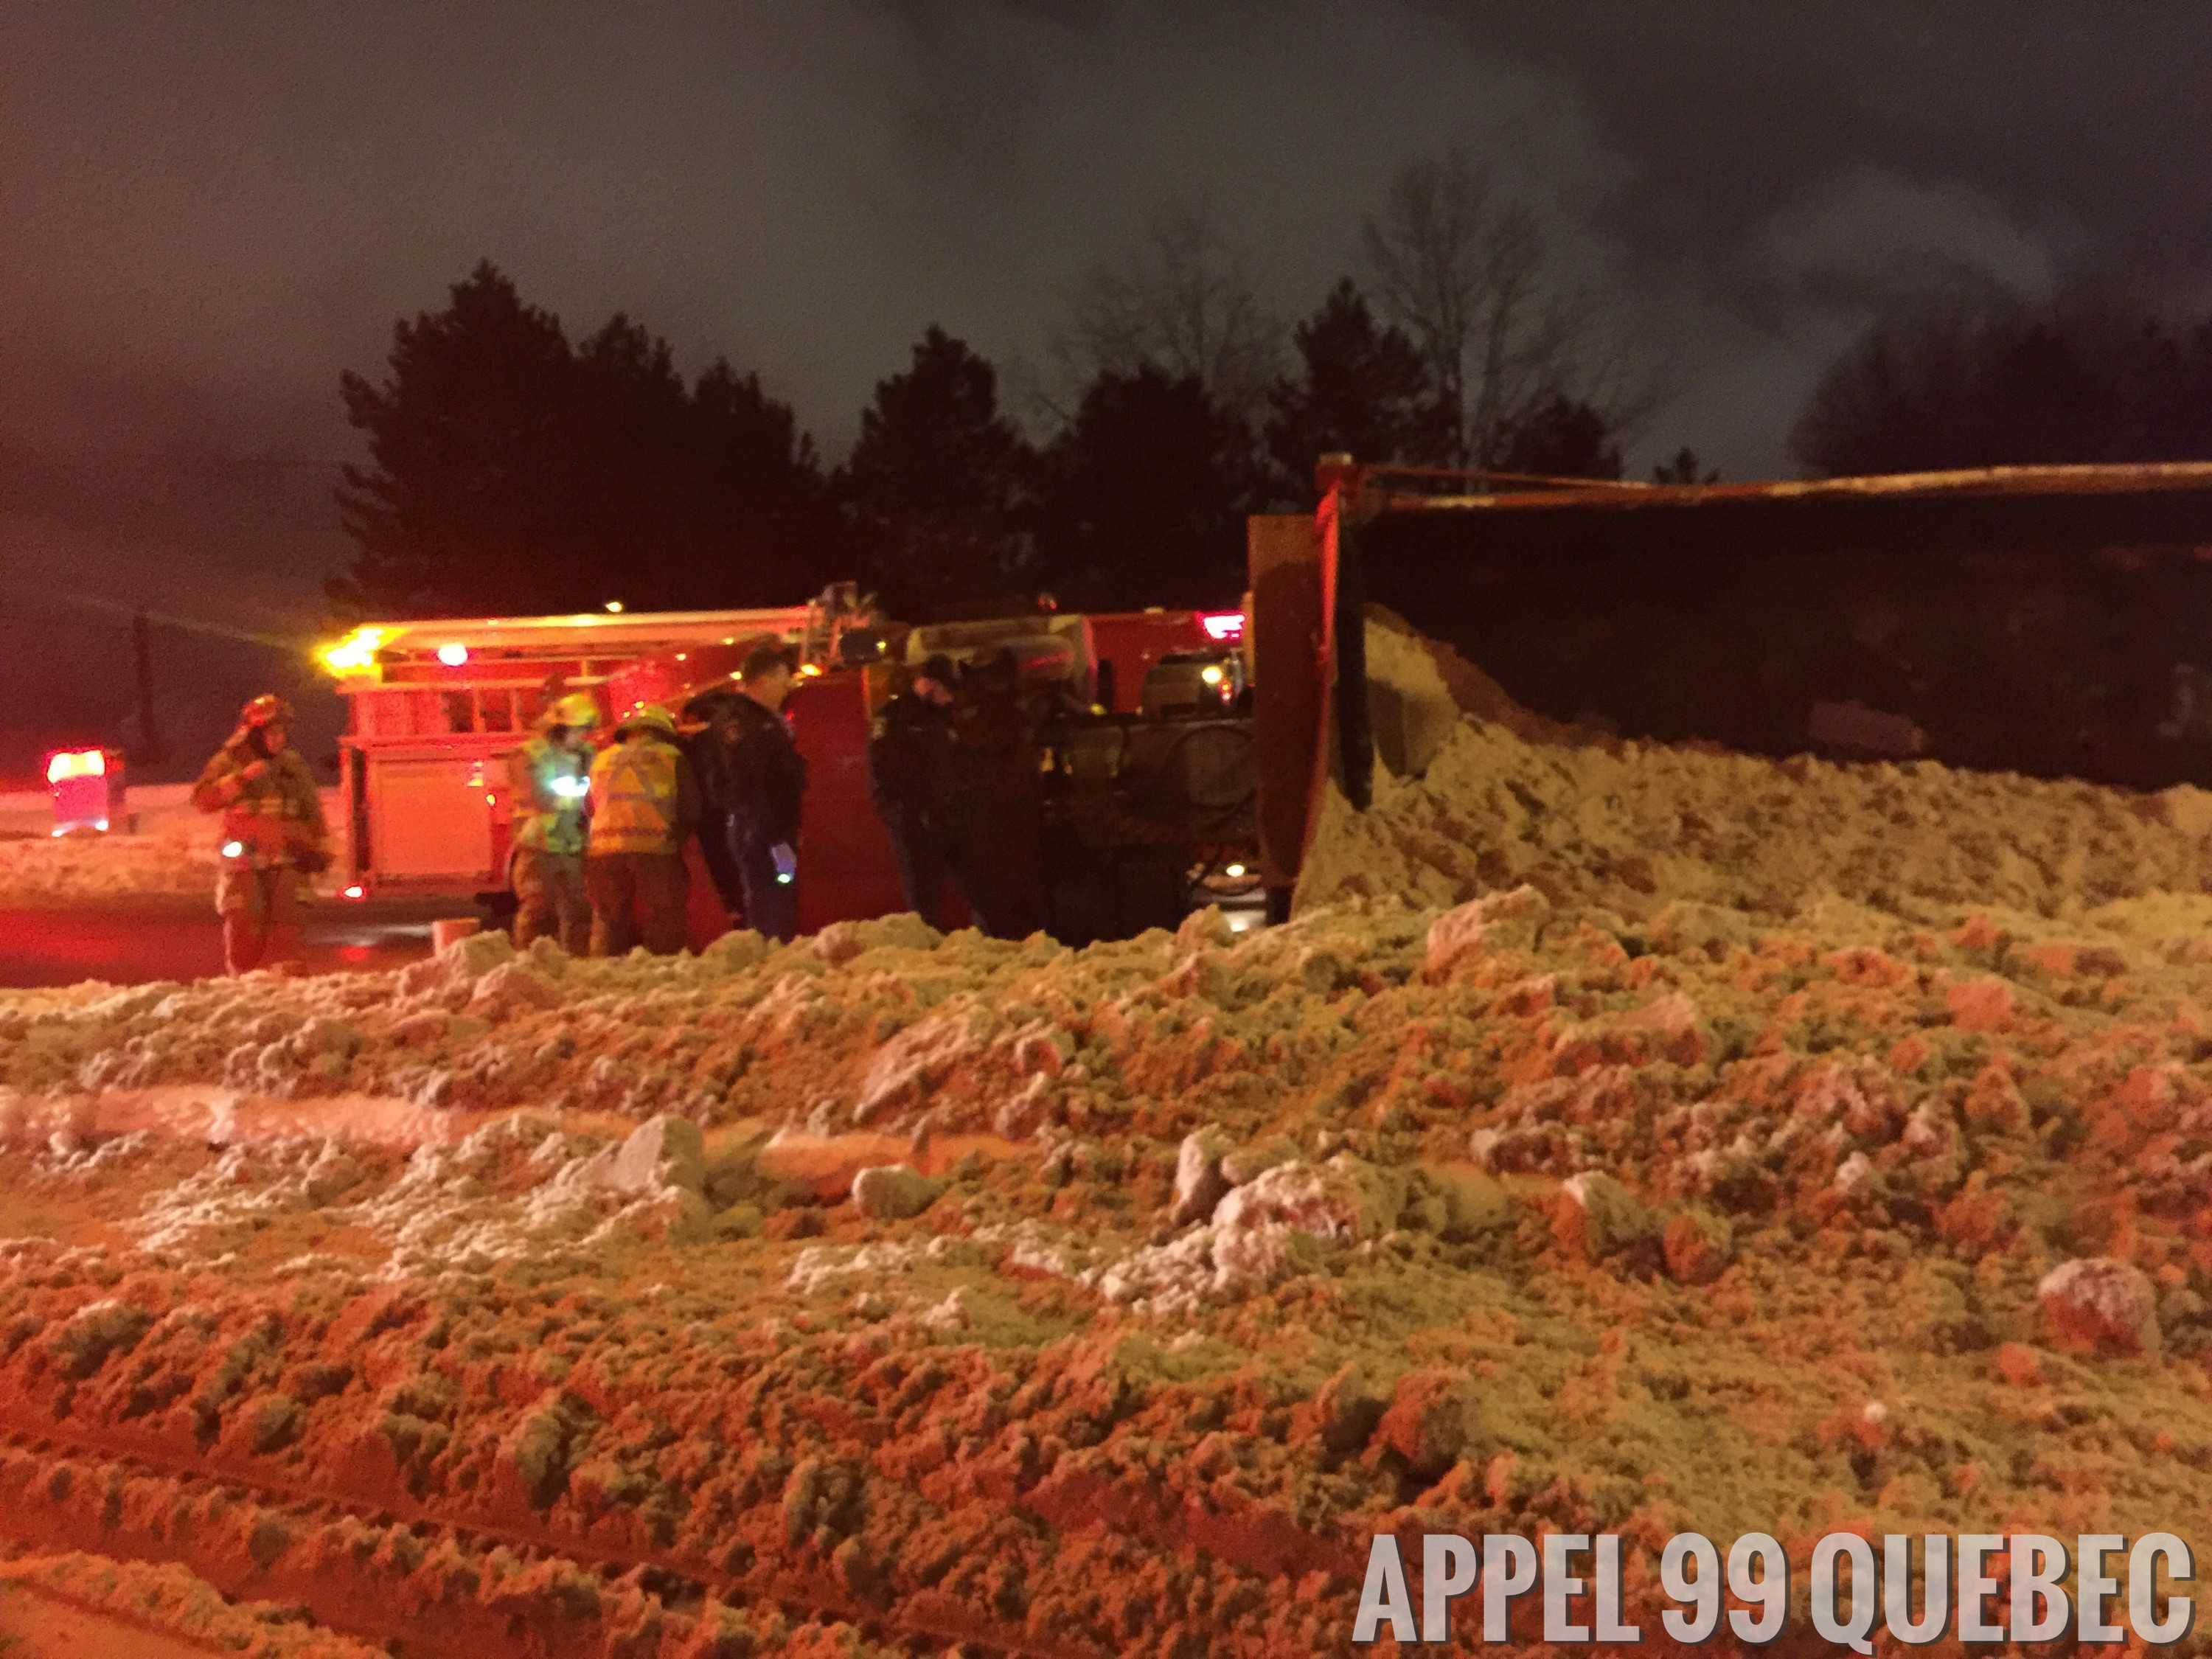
[586,735,683,856]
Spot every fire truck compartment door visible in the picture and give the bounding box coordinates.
[367,757,495,881]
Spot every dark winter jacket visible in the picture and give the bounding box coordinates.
[709,694,807,851]
[866,691,955,817]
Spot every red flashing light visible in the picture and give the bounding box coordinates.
[1200,612,1245,642]
[46,749,106,785]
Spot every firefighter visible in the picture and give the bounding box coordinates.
[583,703,700,956]
[866,654,962,928]
[506,691,597,954]
[944,650,1048,939]
[706,640,807,942]
[190,693,329,975]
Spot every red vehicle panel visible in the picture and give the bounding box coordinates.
[659,666,965,948]
[1086,611,1217,710]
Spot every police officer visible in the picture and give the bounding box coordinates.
[944,650,1048,939]
[583,703,699,956]
[506,691,597,953]
[867,654,961,928]
[190,694,330,975]
[708,641,807,942]
[679,684,749,923]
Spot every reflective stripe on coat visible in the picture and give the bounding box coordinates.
[587,735,684,856]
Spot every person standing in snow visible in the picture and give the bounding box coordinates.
[866,654,964,928]
[678,684,749,925]
[943,650,1048,939]
[505,690,598,954]
[704,640,808,942]
[190,692,330,975]
[583,703,700,956]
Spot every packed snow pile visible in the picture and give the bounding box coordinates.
[7,878,2212,1646]
[1301,608,2212,920]
[0,785,343,904]
[7,621,2212,1649]
[0,785,220,902]
[0,1553,389,1658]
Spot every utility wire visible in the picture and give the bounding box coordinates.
[0,578,313,653]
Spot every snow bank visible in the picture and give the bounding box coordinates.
[1301,608,2212,920]
[4,620,2212,1650]
[0,785,344,903]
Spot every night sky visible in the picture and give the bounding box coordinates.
[4,1,2206,783]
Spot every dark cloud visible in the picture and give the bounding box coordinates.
[1,0,2203,776]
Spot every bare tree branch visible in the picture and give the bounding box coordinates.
[1361,146,1651,467]
[1047,195,1283,425]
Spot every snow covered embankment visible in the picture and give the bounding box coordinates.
[0,785,343,905]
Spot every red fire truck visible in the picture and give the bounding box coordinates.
[320,590,1253,942]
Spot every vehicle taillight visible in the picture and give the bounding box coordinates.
[46,749,105,784]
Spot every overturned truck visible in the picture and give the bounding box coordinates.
[1336,460,2212,790]
[1242,458,2212,919]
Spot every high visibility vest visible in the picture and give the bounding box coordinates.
[508,736,591,855]
[587,736,682,856]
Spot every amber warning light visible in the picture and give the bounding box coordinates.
[46,749,106,785]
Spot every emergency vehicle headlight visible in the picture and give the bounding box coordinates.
[220,840,246,859]
[1225,862,1247,878]
[775,872,793,885]
[343,884,366,900]
[437,643,469,667]
[1200,664,1225,686]
[319,626,388,677]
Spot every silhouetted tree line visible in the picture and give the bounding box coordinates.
[336,160,2212,625]
[1792,282,2212,479]
[335,147,1720,619]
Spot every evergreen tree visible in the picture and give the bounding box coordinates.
[1034,365,1258,608]
[1492,392,1625,480]
[334,262,831,616]
[335,262,576,615]
[1262,279,1443,502]
[837,327,1034,615]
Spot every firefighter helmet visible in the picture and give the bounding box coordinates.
[547,692,599,731]
[240,694,293,728]
[626,703,677,737]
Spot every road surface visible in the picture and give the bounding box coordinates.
[0,897,452,989]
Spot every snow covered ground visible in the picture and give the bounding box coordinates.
[0,785,344,904]
[2,616,2211,1650]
